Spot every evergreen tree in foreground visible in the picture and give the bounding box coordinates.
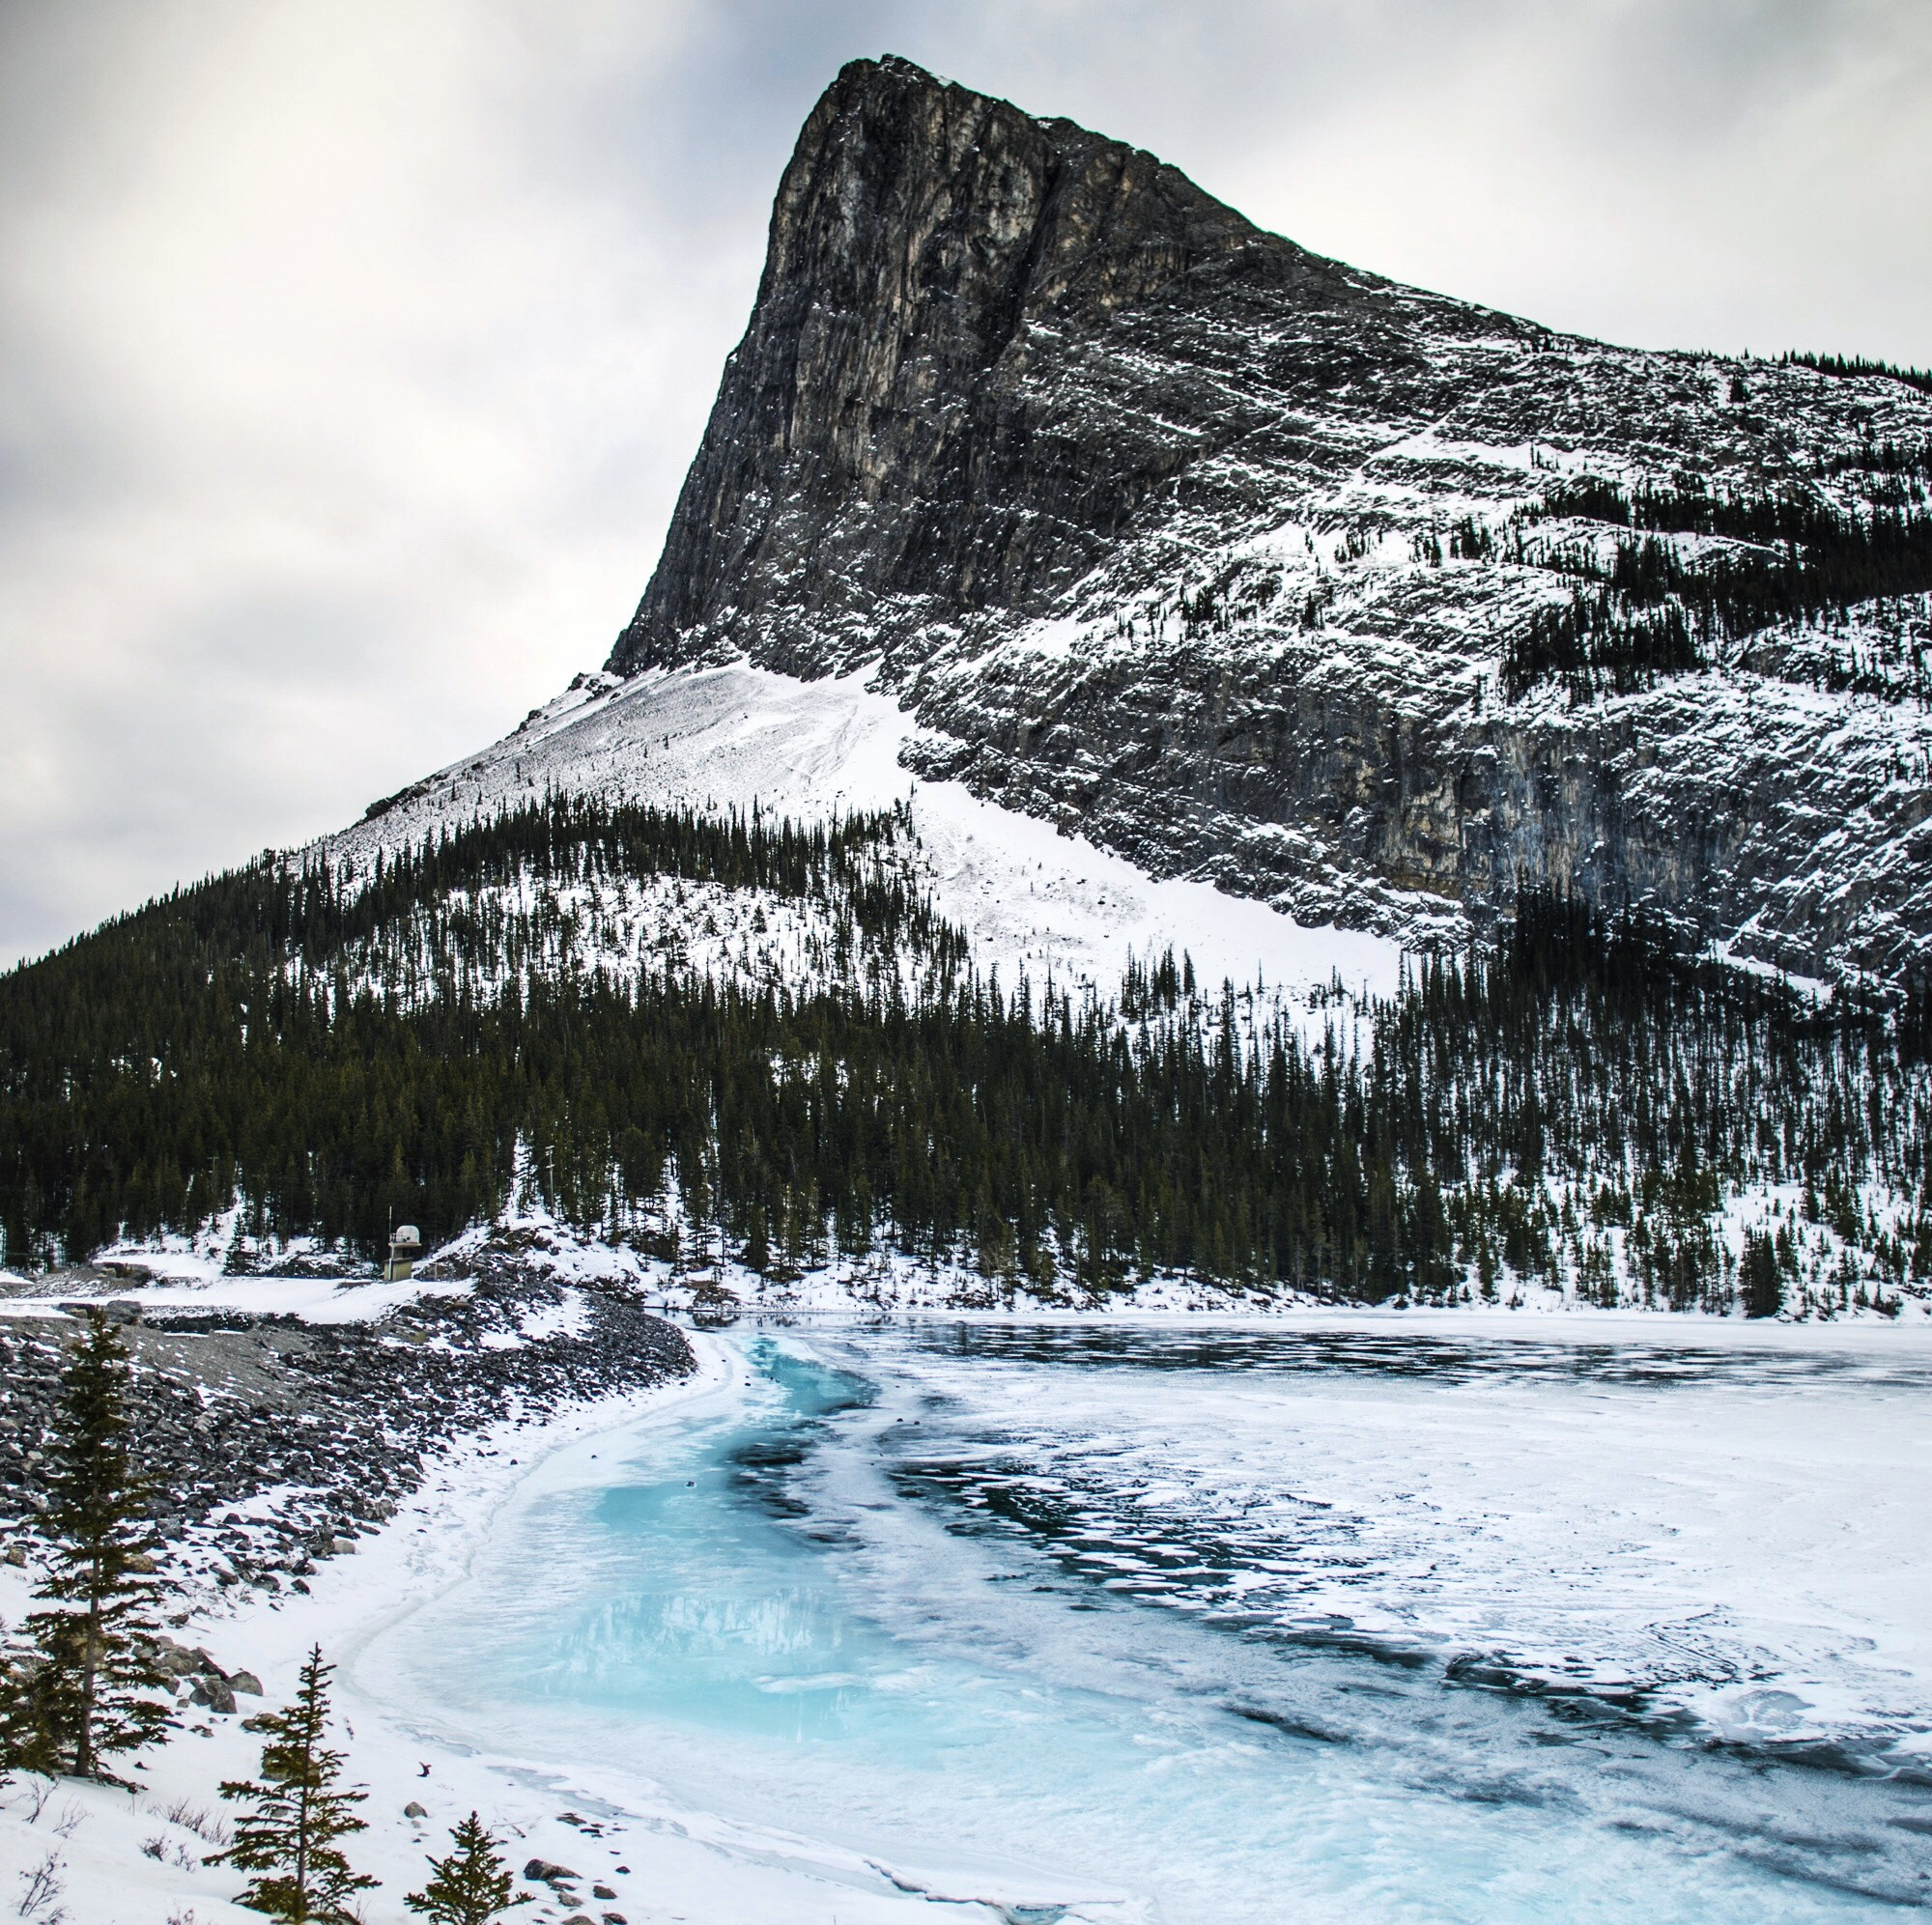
[0,1307,172,1779]
[215,1645,377,1922]
[406,1811,517,1924]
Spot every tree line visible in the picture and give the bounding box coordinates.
[1499,473,1932,700]
[1779,350,1932,398]
[0,798,1451,1301]
[1381,892,1931,1312]
[3,797,1928,1312]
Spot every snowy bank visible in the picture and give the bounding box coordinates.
[0,1340,1073,1924]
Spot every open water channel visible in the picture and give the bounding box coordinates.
[368,1320,1932,1921]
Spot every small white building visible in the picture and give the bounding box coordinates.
[385,1223,421,1282]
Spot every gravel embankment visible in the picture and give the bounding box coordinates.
[0,1255,694,1602]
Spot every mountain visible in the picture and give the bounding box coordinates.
[6,55,1932,1322]
[611,54,1932,987]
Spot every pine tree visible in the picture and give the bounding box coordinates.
[215,1646,377,1922]
[7,781,1930,1311]
[0,1308,172,1780]
[1742,1228,1783,1319]
[405,1811,516,1924]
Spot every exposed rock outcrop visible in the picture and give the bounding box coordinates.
[611,55,1932,981]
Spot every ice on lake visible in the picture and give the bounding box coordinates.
[364,1320,1932,1921]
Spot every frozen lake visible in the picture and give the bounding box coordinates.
[366,1320,1932,1920]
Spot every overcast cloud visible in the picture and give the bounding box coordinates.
[1,0,1927,964]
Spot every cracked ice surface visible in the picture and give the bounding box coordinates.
[369,1317,1932,1921]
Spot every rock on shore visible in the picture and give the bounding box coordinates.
[0,1242,694,1604]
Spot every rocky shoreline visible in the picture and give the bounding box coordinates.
[0,1243,695,1616]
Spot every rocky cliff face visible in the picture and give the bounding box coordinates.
[611,54,1932,983]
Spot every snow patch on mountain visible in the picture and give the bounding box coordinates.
[331,660,1404,1007]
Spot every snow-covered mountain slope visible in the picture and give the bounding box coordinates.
[309,658,1932,1323]
[604,54,1932,986]
[339,659,1400,1009]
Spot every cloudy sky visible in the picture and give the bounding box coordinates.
[1,0,1926,965]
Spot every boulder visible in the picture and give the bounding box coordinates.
[190,1677,238,1714]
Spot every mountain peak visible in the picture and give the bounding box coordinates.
[608,60,1932,986]
[610,53,1381,680]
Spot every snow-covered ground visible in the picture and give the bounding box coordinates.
[0,1266,471,1325]
[41,1169,1929,1327]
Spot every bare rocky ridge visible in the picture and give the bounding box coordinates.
[609,54,1932,983]
[612,52,1445,669]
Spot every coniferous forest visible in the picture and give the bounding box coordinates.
[1780,350,1932,397]
[1,796,1927,1313]
[1467,463,1932,701]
